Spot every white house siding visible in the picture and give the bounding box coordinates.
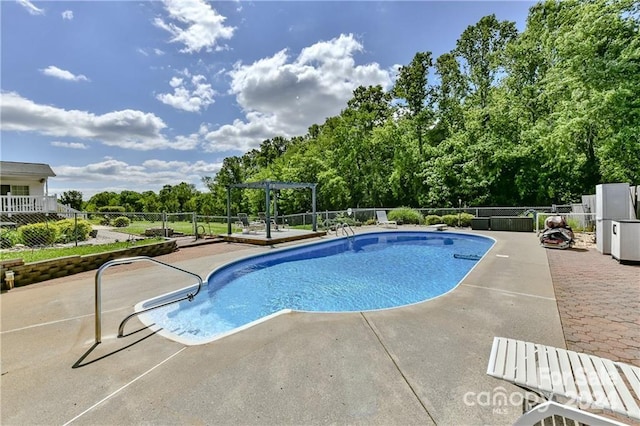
[0,178,45,197]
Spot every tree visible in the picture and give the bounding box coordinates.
[202,156,247,215]
[194,1,639,208]
[158,185,179,213]
[191,192,216,216]
[326,86,395,207]
[140,191,161,212]
[393,52,433,155]
[433,52,467,140]
[85,191,119,211]
[60,190,83,211]
[119,190,143,212]
[503,0,640,202]
[171,182,198,212]
[344,85,393,132]
[455,14,517,111]
[257,136,290,168]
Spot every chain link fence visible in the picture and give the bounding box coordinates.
[0,204,595,258]
[280,205,574,228]
[0,211,193,256]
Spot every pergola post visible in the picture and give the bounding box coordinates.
[312,184,317,231]
[226,186,232,235]
[265,181,271,239]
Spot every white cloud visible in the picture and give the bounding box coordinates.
[137,48,165,57]
[156,69,215,112]
[203,33,392,153]
[154,0,235,54]
[61,10,73,20]
[51,159,221,196]
[51,141,88,149]
[0,92,200,151]
[54,159,146,182]
[17,0,44,15]
[141,159,220,175]
[41,66,89,82]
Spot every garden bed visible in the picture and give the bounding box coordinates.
[0,239,177,290]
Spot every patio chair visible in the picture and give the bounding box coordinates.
[376,210,397,228]
[258,212,279,231]
[486,336,640,426]
[235,213,265,233]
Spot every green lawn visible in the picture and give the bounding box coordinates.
[117,220,192,235]
[194,221,231,235]
[117,220,230,236]
[0,238,165,263]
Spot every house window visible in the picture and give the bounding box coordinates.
[10,185,30,196]
[0,185,9,196]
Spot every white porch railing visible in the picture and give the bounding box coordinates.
[0,195,59,213]
[55,203,87,219]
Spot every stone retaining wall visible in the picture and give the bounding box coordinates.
[0,239,177,290]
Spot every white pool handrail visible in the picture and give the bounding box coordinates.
[94,256,203,344]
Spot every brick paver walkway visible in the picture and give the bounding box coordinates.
[547,248,640,366]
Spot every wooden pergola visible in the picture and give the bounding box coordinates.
[226,180,317,239]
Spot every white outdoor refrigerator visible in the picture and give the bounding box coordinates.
[595,183,633,254]
[611,220,640,263]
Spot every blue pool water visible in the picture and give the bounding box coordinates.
[138,231,494,344]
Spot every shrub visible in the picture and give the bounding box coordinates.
[18,223,58,247]
[441,214,459,227]
[0,230,20,248]
[566,217,583,232]
[333,214,359,227]
[387,207,423,225]
[441,213,474,227]
[55,218,92,243]
[424,215,443,225]
[458,213,474,227]
[112,216,131,227]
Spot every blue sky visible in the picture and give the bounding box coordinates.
[1,0,534,198]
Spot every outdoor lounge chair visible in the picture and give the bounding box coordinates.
[487,336,640,426]
[258,212,279,231]
[235,213,265,233]
[376,210,397,228]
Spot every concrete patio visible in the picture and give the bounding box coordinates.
[1,227,636,425]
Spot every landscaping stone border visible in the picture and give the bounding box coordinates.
[0,239,177,290]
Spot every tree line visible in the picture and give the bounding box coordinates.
[60,183,216,215]
[205,0,639,214]
[67,0,639,216]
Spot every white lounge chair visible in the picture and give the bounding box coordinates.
[376,210,397,228]
[258,212,279,231]
[487,336,640,425]
[235,213,265,233]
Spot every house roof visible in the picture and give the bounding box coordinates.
[0,161,56,178]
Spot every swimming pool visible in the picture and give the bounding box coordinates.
[137,231,494,345]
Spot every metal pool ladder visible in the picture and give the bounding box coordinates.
[336,222,355,237]
[94,256,204,344]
